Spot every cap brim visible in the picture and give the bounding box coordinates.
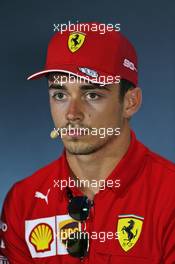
[27,69,72,80]
[27,67,121,85]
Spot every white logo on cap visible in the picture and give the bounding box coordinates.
[123,59,137,72]
[79,67,99,78]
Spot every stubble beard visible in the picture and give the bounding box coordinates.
[63,134,116,155]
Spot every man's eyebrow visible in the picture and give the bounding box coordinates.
[48,84,67,90]
[48,83,112,91]
[79,84,111,91]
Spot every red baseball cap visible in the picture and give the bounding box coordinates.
[27,22,138,86]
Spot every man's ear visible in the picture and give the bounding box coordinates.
[123,87,142,118]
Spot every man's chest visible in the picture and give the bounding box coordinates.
[23,184,162,264]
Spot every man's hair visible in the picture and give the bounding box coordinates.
[119,79,136,102]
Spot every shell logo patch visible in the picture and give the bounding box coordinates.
[25,216,57,258]
[25,215,79,258]
[117,214,144,252]
[29,223,54,252]
[68,32,86,53]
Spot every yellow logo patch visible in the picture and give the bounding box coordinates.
[68,32,86,53]
[59,219,80,245]
[29,223,53,252]
[117,215,144,252]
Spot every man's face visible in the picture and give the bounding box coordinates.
[48,73,125,155]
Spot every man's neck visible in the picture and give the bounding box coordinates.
[66,127,131,200]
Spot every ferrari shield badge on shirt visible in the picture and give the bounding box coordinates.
[68,32,86,53]
[117,214,144,252]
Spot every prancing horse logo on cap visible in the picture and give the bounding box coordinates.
[68,32,86,53]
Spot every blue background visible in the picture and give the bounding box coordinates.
[0,0,175,210]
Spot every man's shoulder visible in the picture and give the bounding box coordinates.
[7,153,65,198]
[147,148,175,174]
[2,153,66,215]
[143,148,175,223]
[144,148,175,195]
[16,158,59,187]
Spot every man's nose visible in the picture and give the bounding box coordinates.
[66,99,84,122]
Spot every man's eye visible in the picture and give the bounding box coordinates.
[53,92,66,100]
[86,93,102,100]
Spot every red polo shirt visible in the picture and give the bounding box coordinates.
[0,130,175,264]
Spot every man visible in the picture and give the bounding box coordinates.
[0,22,175,263]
